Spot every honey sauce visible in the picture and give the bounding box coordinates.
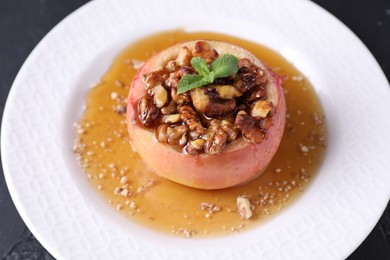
[74,30,327,238]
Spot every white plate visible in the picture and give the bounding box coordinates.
[2,0,390,259]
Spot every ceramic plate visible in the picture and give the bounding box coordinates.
[2,0,390,259]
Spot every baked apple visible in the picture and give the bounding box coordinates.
[127,40,286,189]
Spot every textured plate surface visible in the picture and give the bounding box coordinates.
[2,0,390,259]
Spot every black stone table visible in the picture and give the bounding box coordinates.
[0,0,389,259]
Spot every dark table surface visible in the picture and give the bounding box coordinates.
[1,0,389,259]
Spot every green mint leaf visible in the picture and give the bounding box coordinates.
[206,71,215,83]
[210,54,239,79]
[190,57,210,76]
[177,74,211,94]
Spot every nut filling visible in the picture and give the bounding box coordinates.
[136,41,275,155]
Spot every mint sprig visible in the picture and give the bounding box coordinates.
[177,54,238,94]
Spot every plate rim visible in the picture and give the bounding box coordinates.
[2,0,390,259]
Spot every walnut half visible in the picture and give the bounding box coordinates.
[235,110,265,143]
[190,87,236,117]
[180,106,205,135]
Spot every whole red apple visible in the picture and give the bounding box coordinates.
[127,40,286,189]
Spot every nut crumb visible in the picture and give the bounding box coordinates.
[120,189,129,197]
[313,112,324,125]
[177,228,197,238]
[200,202,221,213]
[120,176,128,184]
[136,178,155,193]
[114,187,123,195]
[300,145,309,153]
[129,201,136,209]
[111,92,118,100]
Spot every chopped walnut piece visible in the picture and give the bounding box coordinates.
[153,84,168,108]
[165,70,180,89]
[235,110,264,143]
[179,134,187,146]
[162,114,181,124]
[171,87,191,105]
[205,137,224,154]
[176,46,192,66]
[138,97,159,127]
[190,87,209,112]
[237,196,253,220]
[143,71,166,91]
[190,139,205,150]
[246,84,267,102]
[251,100,274,119]
[235,59,266,93]
[193,41,219,63]
[161,100,177,115]
[167,125,188,146]
[214,85,242,99]
[236,70,266,93]
[237,58,252,69]
[204,120,228,155]
[156,124,169,143]
[235,110,255,130]
[179,106,205,134]
[185,139,205,155]
[221,120,238,142]
[188,130,200,140]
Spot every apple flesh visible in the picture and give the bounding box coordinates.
[127,41,286,189]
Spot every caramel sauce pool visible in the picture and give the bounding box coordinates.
[74,30,327,238]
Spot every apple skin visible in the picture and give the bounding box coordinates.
[127,41,286,189]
